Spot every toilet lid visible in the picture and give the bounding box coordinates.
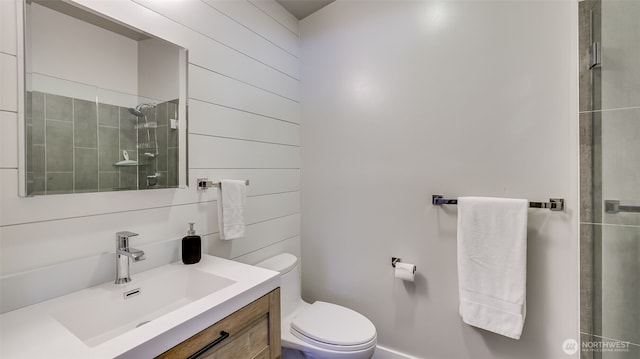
[290,301,377,352]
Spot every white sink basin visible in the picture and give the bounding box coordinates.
[0,255,280,359]
[52,266,235,347]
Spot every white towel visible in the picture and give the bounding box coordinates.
[457,196,528,339]
[216,180,247,240]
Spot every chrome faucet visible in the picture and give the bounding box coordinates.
[115,231,145,284]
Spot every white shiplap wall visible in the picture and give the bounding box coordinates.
[0,0,300,313]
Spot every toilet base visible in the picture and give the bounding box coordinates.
[282,347,308,359]
[282,345,376,359]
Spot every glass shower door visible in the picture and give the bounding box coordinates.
[586,0,640,358]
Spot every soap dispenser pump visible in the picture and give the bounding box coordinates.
[182,222,201,264]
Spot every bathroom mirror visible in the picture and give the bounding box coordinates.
[23,0,188,196]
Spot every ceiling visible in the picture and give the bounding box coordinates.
[275,0,335,20]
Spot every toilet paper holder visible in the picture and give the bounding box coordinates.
[391,257,416,273]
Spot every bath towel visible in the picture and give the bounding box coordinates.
[457,196,528,339]
[216,180,246,240]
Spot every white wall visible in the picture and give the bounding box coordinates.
[29,2,139,98]
[300,1,579,358]
[138,37,180,102]
[0,0,300,313]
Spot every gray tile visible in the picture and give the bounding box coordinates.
[119,167,138,190]
[138,171,150,190]
[168,124,178,148]
[168,101,178,122]
[74,99,98,148]
[46,172,73,194]
[31,145,45,180]
[99,172,119,192]
[98,103,119,127]
[154,171,168,188]
[146,106,157,125]
[599,108,640,227]
[46,120,73,172]
[153,149,166,172]
[45,94,72,121]
[137,150,154,168]
[596,0,640,111]
[120,107,137,152]
[597,225,640,345]
[31,92,45,145]
[592,111,603,224]
[592,67,602,111]
[98,127,119,172]
[580,223,594,334]
[156,102,168,127]
[32,175,46,196]
[27,171,45,196]
[26,125,33,172]
[155,126,168,171]
[75,148,98,193]
[139,169,163,189]
[578,0,594,113]
[26,92,32,125]
[158,171,168,188]
[26,172,33,196]
[137,152,155,171]
[580,112,593,223]
[167,147,178,188]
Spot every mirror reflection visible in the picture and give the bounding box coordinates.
[25,0,187,195]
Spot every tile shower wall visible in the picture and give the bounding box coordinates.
[26,92,178,194]
[0,0,300,312]
[135,101,181,189]
[579,0,640,358]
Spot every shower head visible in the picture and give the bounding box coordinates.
[128,107,143,117]
[128,103,156,117]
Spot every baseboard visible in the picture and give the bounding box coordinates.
[373,345,421,359]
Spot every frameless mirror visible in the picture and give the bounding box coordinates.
[24,0,188,196]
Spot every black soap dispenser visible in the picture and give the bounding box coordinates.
[182,222,201,264]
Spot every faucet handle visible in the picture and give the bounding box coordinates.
[116,231,139,239]
[116,231,139,248]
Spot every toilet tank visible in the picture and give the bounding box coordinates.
[255,253,301,317]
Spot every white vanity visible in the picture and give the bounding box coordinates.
[0,255,280,358]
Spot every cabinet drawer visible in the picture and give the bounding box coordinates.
[201,316,269,359]
[157,288,280,359]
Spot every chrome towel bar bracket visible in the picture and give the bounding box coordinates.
[604,200,640,214]
[432,195,564,211]
[197,178,249,191]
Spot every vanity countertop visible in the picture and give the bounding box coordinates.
[0,255,280,358]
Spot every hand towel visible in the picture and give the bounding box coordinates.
[457,196,528,339]
[216,180,247,240]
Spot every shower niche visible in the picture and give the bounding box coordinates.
[23,0,188,195]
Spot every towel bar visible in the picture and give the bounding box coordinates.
[604,200,640,214]
[197,178,249,191]
[432,195,564,211]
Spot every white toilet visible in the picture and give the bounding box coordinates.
[256,253,377,359]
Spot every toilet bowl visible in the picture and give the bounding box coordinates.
[256,253,377,359]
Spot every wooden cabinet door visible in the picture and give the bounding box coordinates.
[157,288,281,359]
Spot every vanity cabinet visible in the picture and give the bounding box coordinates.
[157,288,281,359]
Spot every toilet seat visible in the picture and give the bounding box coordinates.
[290,301,377,352]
